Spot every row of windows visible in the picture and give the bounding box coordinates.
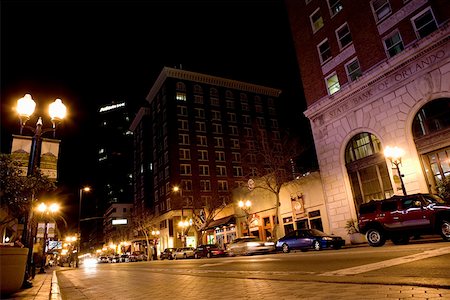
[175,82,271,105]
[180,149,241,162]
[314,2,438,96]
[179,164,244,177]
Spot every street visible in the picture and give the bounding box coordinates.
[56,239,450,299]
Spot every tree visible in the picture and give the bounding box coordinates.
[132,208,156,261]
[0,153,56,243]
[244,126,304,241]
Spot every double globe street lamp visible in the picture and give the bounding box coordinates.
[36,202,60,274]
[238,200,252,236]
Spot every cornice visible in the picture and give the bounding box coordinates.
[146,67,282,103]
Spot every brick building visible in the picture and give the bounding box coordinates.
[285,0,450,237]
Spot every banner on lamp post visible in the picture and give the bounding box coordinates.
[37,223,46,238]
[11,135,32,176]
[47,222,56,238]
[40,138,60,180]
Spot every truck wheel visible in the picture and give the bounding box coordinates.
[366,228,386,247]
[440,220,450,241]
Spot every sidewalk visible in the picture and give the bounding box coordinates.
[2,266,62,300]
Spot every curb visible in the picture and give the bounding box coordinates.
[50,270,61,300]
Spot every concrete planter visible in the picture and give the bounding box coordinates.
[0,247,29,295]
[349,233,367,245]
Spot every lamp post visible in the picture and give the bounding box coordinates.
[77,186,91,268]
[238,200,252,236]
[151,230,160,260]
[178,219,192,247]
[384,146,407,196]
[36,202,60,274]
[15,94,66,285]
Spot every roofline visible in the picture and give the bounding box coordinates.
[146,67,282,103]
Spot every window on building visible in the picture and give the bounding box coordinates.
[213,123,223,134]
[310,8,324,32]
[231,139,240,149]
[336,23,352,49]
[210,88,219,97]
[210,98,220,106]
[271,119,279,128]
[226,100,235,109]
[256,117,265,127]
[384,30,404,57]
[214,137,224,148]
[176,82,186,91]
[178,134,189,145]
[254,95,262,104]
[232,152,241,162]
[345,132,393,210]
[411,7,438,39]
[215,151,226,162]
[218,180,228,191]
[216,165,227,176]
[194,95,204,104]
[200,180,211,191]
[197,135,207,146]
[194,84,203,94]
[229,125,239,135]
[233,166,243,177]
[181,180,192,191]
[345,58,362,82]
[326,73,340,95]
[245,127,253,137]
[255,105,263,113]
[177,105,188,116]
[248,153,257,163]
[318,39,332,64]
[328,0,343,16]
[176,92,187,101]
[198,150,208,161]
[211,110,221,120]
[241,103,249,111]
[179,148,191,160]
[227,112,237,122]
[199,165,210,176]
[240,93,248,101]
[242,115,251,124]
[178,119,189,131]
[247,141,255,150]
[371,0,391,22]
[195,121,206,132]
[225,90,234,98]
[180,164,191,175]
[195,108,205,118]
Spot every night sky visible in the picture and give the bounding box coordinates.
[1,1,312,228]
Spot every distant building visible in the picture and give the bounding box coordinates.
[285,0,450,237]
[130,67,284,252]
[103,203,133,253]
[86,101,134,250]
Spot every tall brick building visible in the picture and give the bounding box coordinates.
[130,67,283,251]
[285,0,450,237]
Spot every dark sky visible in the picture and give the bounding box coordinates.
[1,0,311,227]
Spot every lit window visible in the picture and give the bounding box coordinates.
[384,31,404,58]
[411,7,437,39]
[310,8,324,32]
[328,0,343,16]
[176,92,187,101]
[371,0,391,22]
[318,39,332,64]
[336,23,352,49]
[326,73,340,95]
[345,58,362,82]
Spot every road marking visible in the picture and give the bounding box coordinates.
[321,246,450,276]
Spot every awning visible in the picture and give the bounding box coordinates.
[204,216,236,230]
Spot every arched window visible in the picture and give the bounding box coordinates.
[225,90,234,99]
[193,85,203,94]
[345,132,393,210]
[413,98,450,192]
[176,82,186,91]
[210,88,219,97]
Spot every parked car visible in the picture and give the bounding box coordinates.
[160,248,176,260]
[97,256,109,263]
[109,254,121,263]
[120,254,130,262]
[173,247,196,259]
[129,251,147,262]
[276,229,345,252]
[358,193,450,247]
[227,236,275,256]
[194,244,227,258]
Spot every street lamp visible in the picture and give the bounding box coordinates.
[178,219,192,247]
[151,230,160,260]
[16,93,67,175]
[77,186,91,267]
[36,202,60,274]
[238,200,252,235]
[384,146,407,196]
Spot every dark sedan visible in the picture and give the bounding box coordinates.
[276,229,345,252]
[194,244,227,258]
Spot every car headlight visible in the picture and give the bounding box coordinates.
[264,242,275,246]
[322,237,332,241]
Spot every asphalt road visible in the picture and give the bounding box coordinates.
[57,239,450,299]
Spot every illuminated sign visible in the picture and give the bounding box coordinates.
[99,102,125,113]
[112,219,127,225]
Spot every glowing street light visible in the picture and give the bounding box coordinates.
[36,201,60,274]
[238,200,252,236]
[384,146,407,196]
[77,186,91,267]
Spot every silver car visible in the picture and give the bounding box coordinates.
[227,236,275,256]
[173,247,195,259]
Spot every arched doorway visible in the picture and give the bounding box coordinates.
[345,132,394,211]
[412,98,450,194]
